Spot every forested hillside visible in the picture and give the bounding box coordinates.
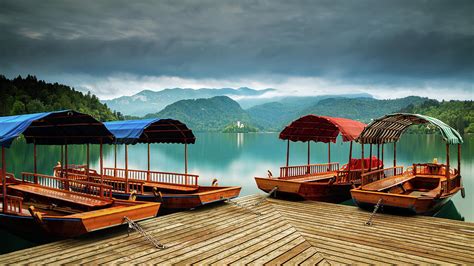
[0,75,121,121]
[400,100,474,134]
[144,96,253,131]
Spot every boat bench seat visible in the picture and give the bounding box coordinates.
[144,182,199,192]
[288,173,336,182]
[9,184,112,208]
[361,174,416,192]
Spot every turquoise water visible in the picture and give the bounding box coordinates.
[1,133,472,253]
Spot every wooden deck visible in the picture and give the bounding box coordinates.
[0,195,473,265]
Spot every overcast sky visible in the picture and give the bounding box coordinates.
[1,0,473,100]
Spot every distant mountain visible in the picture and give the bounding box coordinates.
[302,96,429,122]
[0,75,120,121]
[103,87,275,116]
[399,99,474,134]
[247,94,373,131]
[144,96,252,131]
[238,93,373,109]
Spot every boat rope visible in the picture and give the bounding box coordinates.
[123,216,166,249]
[365,198,383,226]
[226,186,278,216]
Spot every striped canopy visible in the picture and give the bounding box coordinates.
[357,113,463,145]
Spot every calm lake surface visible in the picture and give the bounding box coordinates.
[1,133,473,253]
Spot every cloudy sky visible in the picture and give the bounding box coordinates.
[1,0,473,100]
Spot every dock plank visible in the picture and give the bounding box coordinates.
[0,194,473,265]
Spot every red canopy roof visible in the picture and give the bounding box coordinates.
[279,115,366,143]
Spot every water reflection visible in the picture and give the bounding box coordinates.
[1,133,472,254]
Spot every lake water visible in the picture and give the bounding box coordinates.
[1,133,473,253]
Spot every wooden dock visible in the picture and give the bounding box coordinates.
[0,195,473,265]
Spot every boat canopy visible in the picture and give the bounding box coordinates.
[104,118,196,145]
[357,113,463,145]
[0,110,115,148]
[279,115,367,143]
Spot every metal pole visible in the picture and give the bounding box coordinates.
[328,143,331,164]
[348,141,353,170]
[33,141,38,184]
[361,143,365,182]
[458,144,461,175]
[381,143,384,168]
[286,140,290,176]
[446,144,450,192]
[307,142,311,165]
[393,142,397,176]
[60,145,64,177]
[184,143,188,175]
[65,142,69,190]
[114,144,117,177]
[148,143,151,181]
[2,147,7,213]
[86,144,90,181]
[369,144,373,171]
[100,139,104,197]
[125,144,129,193]
[377,144,380,169]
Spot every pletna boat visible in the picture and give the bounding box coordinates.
[351,113,465,215]
[58,118,241,210]
[0,111,160,238]
[255,115,382,203]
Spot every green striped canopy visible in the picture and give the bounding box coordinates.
[357,113,463,145]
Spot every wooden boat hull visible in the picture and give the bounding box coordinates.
[350,188,457,215]
[0,200,160,238]
[255,177,353,203]
[113,186,241,210]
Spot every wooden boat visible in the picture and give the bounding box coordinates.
[0,111,160,238]
[255,115,382,203]
[351,113,465,215]
[60,118,241,210]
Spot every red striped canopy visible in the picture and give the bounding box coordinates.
[279,115,366,143]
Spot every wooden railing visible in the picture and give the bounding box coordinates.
[103,168,199,186]
[0,194,23,214]
[413,163,449,176]
[21,172,113,199]
[335,169,363,184]
[280,163,339,178]
[361,166,404,186]
[89,175,145,194]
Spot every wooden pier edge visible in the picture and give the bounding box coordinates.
[0,194,473,265]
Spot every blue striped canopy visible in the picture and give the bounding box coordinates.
[104,118,195,145]
[0,110,114,148]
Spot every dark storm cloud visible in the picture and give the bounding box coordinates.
[0,0,473,84]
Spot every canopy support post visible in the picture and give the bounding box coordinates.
[125,144,129,193]
[184,143,188,175]
[446,144,450,192]
[286,140,290,177]
[307,142,311,174]
[369,144,373,171]
[86,144,90,181]
[2,147,6,214]
[377,144,380,169]
[457,144,461,175]
[114,144,117,177]
[348,141,353,170]
[328,143,331,164]
[393,142,397,176]
[60,145,64,178]
[33,140,37,183]
[361,143,365,184]
[65,142,69,190]
[147,143,151,181]
[100,139,104,196]
[381,143,384,168]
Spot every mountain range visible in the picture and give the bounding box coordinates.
[102,87,275,116]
